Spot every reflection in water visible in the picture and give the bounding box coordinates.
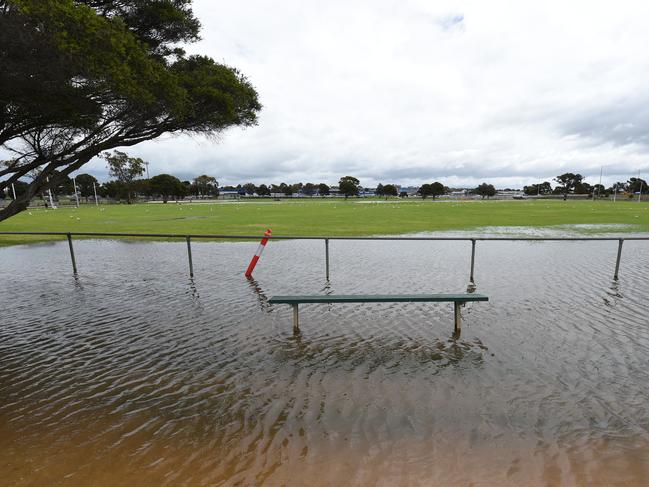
[1,238,649,485]
[246,276,271,312]
[187,277,200,301]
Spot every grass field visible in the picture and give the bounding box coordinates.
[1,198,649,246]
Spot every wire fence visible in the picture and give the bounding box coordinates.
[2,231,649,281]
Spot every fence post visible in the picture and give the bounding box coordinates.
[186,236,194,278]
[614,239,624,280]
[325,238,330,280]
[454,302,462,335]
[469,239,476,284]
[292,304,300,334]
[67,233,78,274]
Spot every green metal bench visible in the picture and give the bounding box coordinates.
[268,294,489,334]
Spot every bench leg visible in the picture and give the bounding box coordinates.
[292,304,300,334]
[454,302,462,335]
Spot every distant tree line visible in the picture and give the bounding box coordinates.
[523,173,647,199]
[5,161,647,205]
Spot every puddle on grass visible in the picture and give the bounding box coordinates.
[401,223,646,239]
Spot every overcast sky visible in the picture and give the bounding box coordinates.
[80,0,649,188]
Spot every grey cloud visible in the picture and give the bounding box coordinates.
[24,0,649,191]
[560,97,649,147]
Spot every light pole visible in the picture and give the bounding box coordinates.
[597,166,603,199]
[639,173,644,203]
[11,183,16,200]
[144,161,150,180]
[93,182,99,206]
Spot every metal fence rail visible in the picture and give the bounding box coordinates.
[2,231,649,281]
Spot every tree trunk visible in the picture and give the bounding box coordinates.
[0,195,30,222]
[0,167,62,222]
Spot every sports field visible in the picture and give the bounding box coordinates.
[1,198,648,245]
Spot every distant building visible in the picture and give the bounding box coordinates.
[219,190,240,199]
[496,190,526,200]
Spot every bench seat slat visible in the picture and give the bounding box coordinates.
[269,294,488,304]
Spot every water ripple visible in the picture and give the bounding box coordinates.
[1,239,649,485]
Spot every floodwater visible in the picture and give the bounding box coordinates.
[2,233,649,486]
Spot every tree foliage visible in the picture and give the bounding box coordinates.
[626,177,647,194]
[475,183,496,199]
[592,184,606,197]
[302,182,316,196]
[280,182,293,196]
[9,179,29,198]
[418,184,431,199]
[382,184,398,197]
[419,182,446,199]
[75,173,98,201]
[338,176,360,198]
[554,173,583,200]
[256,184,270,196]
[149,173,185,202]
[192,175,218,197]
[0,0,261,221]
[608,181,626,193]
[430,182,446,199]
[104,151,145,203]
[523,181,552,196]
[318,183,330,196]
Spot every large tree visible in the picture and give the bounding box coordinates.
[523,181,552,196]
[431,182,446,199]
[242,182,256,195]
[418,183,432,199]
[104,151,145,204]
[626,177,647,194]
[149,173,184,203]
[608,181,626,194]
[0,0,261,221]
[382,184,398,198]
[592,183,606,197]
[279,182,293,196]
[475,183,496,199]
[193,175,218,197]
[554,173,583,200]
[338,176,360,199]
[74,173,98,202]
[302,182,316,197]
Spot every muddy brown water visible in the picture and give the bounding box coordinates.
[2,235,649,486]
